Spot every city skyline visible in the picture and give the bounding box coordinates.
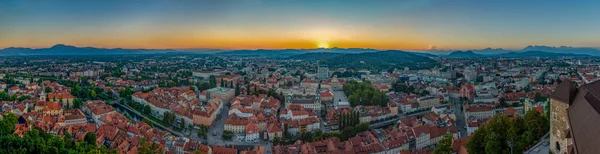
[2,0,600,50]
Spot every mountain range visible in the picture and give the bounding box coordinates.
[0,44,178,55]
[1,44,598,57]
[427,45,600,56]
[444,50,588,58]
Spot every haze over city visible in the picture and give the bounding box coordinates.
[2,0,600,50]
[0,1,599,154]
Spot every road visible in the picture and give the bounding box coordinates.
[180,101,272,150]
[333,90,349,107]
[321,90,350,131]
[453,101,468,137]
[524,133,550,154]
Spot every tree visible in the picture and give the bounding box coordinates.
[246,84,251,95]
[139,139,160,154]
[235,83,240,96]
[467,126,487,154]
[143,119,154,127]
[209,75,217,88]
[89,89,97,98]
[45,87,52,93]
[273,136,281,145]
[338,112,344,129]
[63,132,75,149]
[506,116,526,152]
[434,134,454,154]
[524,110,547,139]
[72,98,83,108]
[143,105,152,115]
[283,124,290,138]
[222,131,233,140]
[179,119,186,130]
[197,125,208,139]
[84,133,97,146]
[485,132,503,154]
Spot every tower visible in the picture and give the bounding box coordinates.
[549,81,576,154]
[317,61,329,80]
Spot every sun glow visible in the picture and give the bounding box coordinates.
[317,42,330,48]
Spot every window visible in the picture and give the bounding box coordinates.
[556,142,561,151]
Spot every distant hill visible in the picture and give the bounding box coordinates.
[446,51,483,58]
[411,52,438,58]
[215,48,378,56]
[286,52,343,60]
[428,45,600,56]
[522,45,600,56]
[216,49,300,56]
[326,50,438,71]
[445,50,588,58]
[498,51,588,58]
[0,44,180,55]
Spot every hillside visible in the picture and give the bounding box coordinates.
[326,50,438,71]
[499,51,588,58]
[0,44,178,55]
[445,51,483,58]
[445,50,588,58]
[286,52,342,60]
[216,49,304,56]
[215,48,378,56]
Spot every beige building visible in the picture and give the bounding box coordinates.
[206,87,235,102]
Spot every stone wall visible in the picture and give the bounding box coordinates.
[549,98,569,154]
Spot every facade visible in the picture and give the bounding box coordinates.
[549,82,574,154]
[206,87,235,102]
[417,96,440,109]
[317,63,329,80]
[267,123,282,141]
[245,123,260,142]
[285,93,322,113]
[224,114,248,134]
[464,102,494,120]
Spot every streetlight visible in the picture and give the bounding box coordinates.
[507,141,514,154]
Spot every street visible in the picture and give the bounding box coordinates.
[453,101,468,137]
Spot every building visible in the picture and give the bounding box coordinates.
[192,70,226,78]
[224,114,248,134]
[267,123,282,141]
[47,92,76,107]
[317,63,329,80]
[245,123,260,142]
[548,80,600,154]
[388,102,399,117]
[206,87,235,102]
[59,109,87,126]
[463,67,477,81]
[320,76,345,90]
[285,92,322,114]
[417,96,440,109]
[464,102,494,120]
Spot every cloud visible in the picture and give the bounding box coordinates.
[429,45,438,50]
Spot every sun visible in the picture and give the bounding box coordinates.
[317,42,330,49]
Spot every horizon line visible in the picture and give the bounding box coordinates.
[1,44,598,52]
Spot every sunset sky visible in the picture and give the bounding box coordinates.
[1,0,599,50]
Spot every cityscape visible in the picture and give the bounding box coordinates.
[1,1,599,154]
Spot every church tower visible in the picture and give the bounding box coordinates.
[549,81,576,154]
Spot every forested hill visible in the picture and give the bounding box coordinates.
[326,50,438,71]
[286,52,343,60]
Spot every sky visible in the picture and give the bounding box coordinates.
[1,0,599,50]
